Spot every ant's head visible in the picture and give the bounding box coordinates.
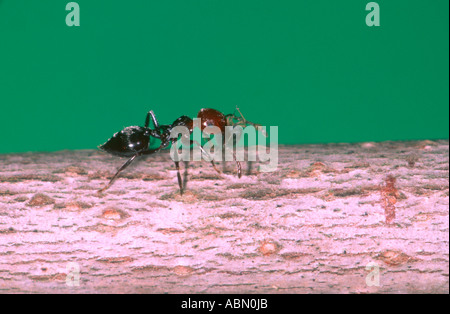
[99,126,156,157]
[226,108,268,137]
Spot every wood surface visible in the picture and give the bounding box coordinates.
[0,140,448,293]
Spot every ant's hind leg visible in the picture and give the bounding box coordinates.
[144,110,159,129]
[98,154,139,193]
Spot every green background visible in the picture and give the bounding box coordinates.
[0,0,448,153]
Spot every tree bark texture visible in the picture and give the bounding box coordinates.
[0,140,448,294]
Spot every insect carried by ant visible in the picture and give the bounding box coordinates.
[98,107,265,195]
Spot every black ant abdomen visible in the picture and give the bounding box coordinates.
[99,126,151,157]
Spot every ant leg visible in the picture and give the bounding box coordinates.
[144,110,159,129]
[221,134,228,174]
[141,138,171,157]
[174,161,183,195]
[144,111,151,128]
[98,154,139,193]
[182,161,189,191]
[246,161,253,176]
[223,129,242,178]
[98,138,168,193]
[169,138,185,195]
[190,140,221,174]
[233,152,242,179]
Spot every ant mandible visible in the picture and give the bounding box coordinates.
[97,107,264,195]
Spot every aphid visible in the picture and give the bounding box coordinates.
[98,107,263,194]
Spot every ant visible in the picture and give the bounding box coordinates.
[98,107,265,195]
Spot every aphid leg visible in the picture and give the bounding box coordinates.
[190,140,221,174]
[98,154,139,193]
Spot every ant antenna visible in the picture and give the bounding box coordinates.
[235,106,247,123]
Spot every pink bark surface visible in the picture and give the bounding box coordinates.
[0,140,448,293]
